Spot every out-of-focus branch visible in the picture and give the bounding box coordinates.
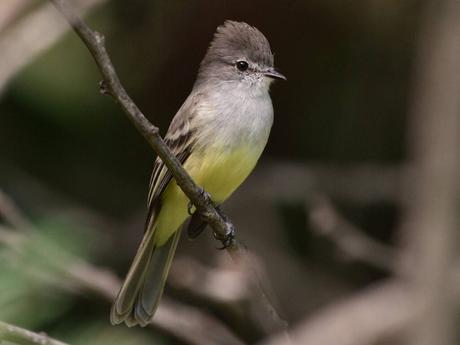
[259,280,418,345]
[398,1,460,344]
[48,0,288,336]
[0,0,108,93]
[69,261,246,345]
[0,320,68,345]
[170,256,251,305]
[169,255,277,341]
[0,198,245,345]
[155,298,246,345]
[308,196,397,272]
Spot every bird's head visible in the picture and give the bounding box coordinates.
[196,21,286,92]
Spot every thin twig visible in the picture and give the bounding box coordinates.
[48,0,288,335]
[0,320,69,345]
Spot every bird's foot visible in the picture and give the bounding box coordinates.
[186,188,235,249]
[214,222,236,250]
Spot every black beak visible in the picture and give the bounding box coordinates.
[264,68,287,80]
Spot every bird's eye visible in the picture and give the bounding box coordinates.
[236,60,249,72]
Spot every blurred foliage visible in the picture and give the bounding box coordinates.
[0,213,163,344]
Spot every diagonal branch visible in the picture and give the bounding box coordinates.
[49,0,234,253]
[48,0,288,336]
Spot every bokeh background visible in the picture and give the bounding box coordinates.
[1,1,459,345]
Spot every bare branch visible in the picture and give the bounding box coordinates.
[48,0,233,246]
[48,0,288,335]
[0,320,68,345]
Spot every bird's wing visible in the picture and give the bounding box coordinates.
[144,98,198,232]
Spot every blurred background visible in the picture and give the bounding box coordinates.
[1,1,459,345]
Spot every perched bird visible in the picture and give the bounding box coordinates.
[111,20,285,327]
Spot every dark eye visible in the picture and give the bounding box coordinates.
[236,60,249,71]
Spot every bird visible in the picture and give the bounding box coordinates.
[111,20,285,327]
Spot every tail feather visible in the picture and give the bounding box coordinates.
[111,229,181,327]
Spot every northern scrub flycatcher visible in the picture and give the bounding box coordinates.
[111,20,285,327]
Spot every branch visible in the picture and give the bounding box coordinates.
[48,0,288,336]
[66,260,246,345]
[48,0,235,249]
[169,255,283,340]
[0,320,68,345]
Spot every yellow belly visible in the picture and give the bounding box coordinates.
[187,147,261,202]
[153,147,261,246]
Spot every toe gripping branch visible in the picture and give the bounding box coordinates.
[214,221,236,250]
[187,187,236,250]
[213,204,236,250]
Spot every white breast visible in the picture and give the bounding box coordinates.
[194,83,274,154]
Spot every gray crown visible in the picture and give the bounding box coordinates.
[200,21,274,71]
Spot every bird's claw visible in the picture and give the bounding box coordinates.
[214,223,236,250]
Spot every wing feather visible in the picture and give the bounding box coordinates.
[144,98,198,232]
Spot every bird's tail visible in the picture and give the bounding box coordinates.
[110,229,181,327]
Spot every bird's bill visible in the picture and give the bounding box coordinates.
[263,68,286,80]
